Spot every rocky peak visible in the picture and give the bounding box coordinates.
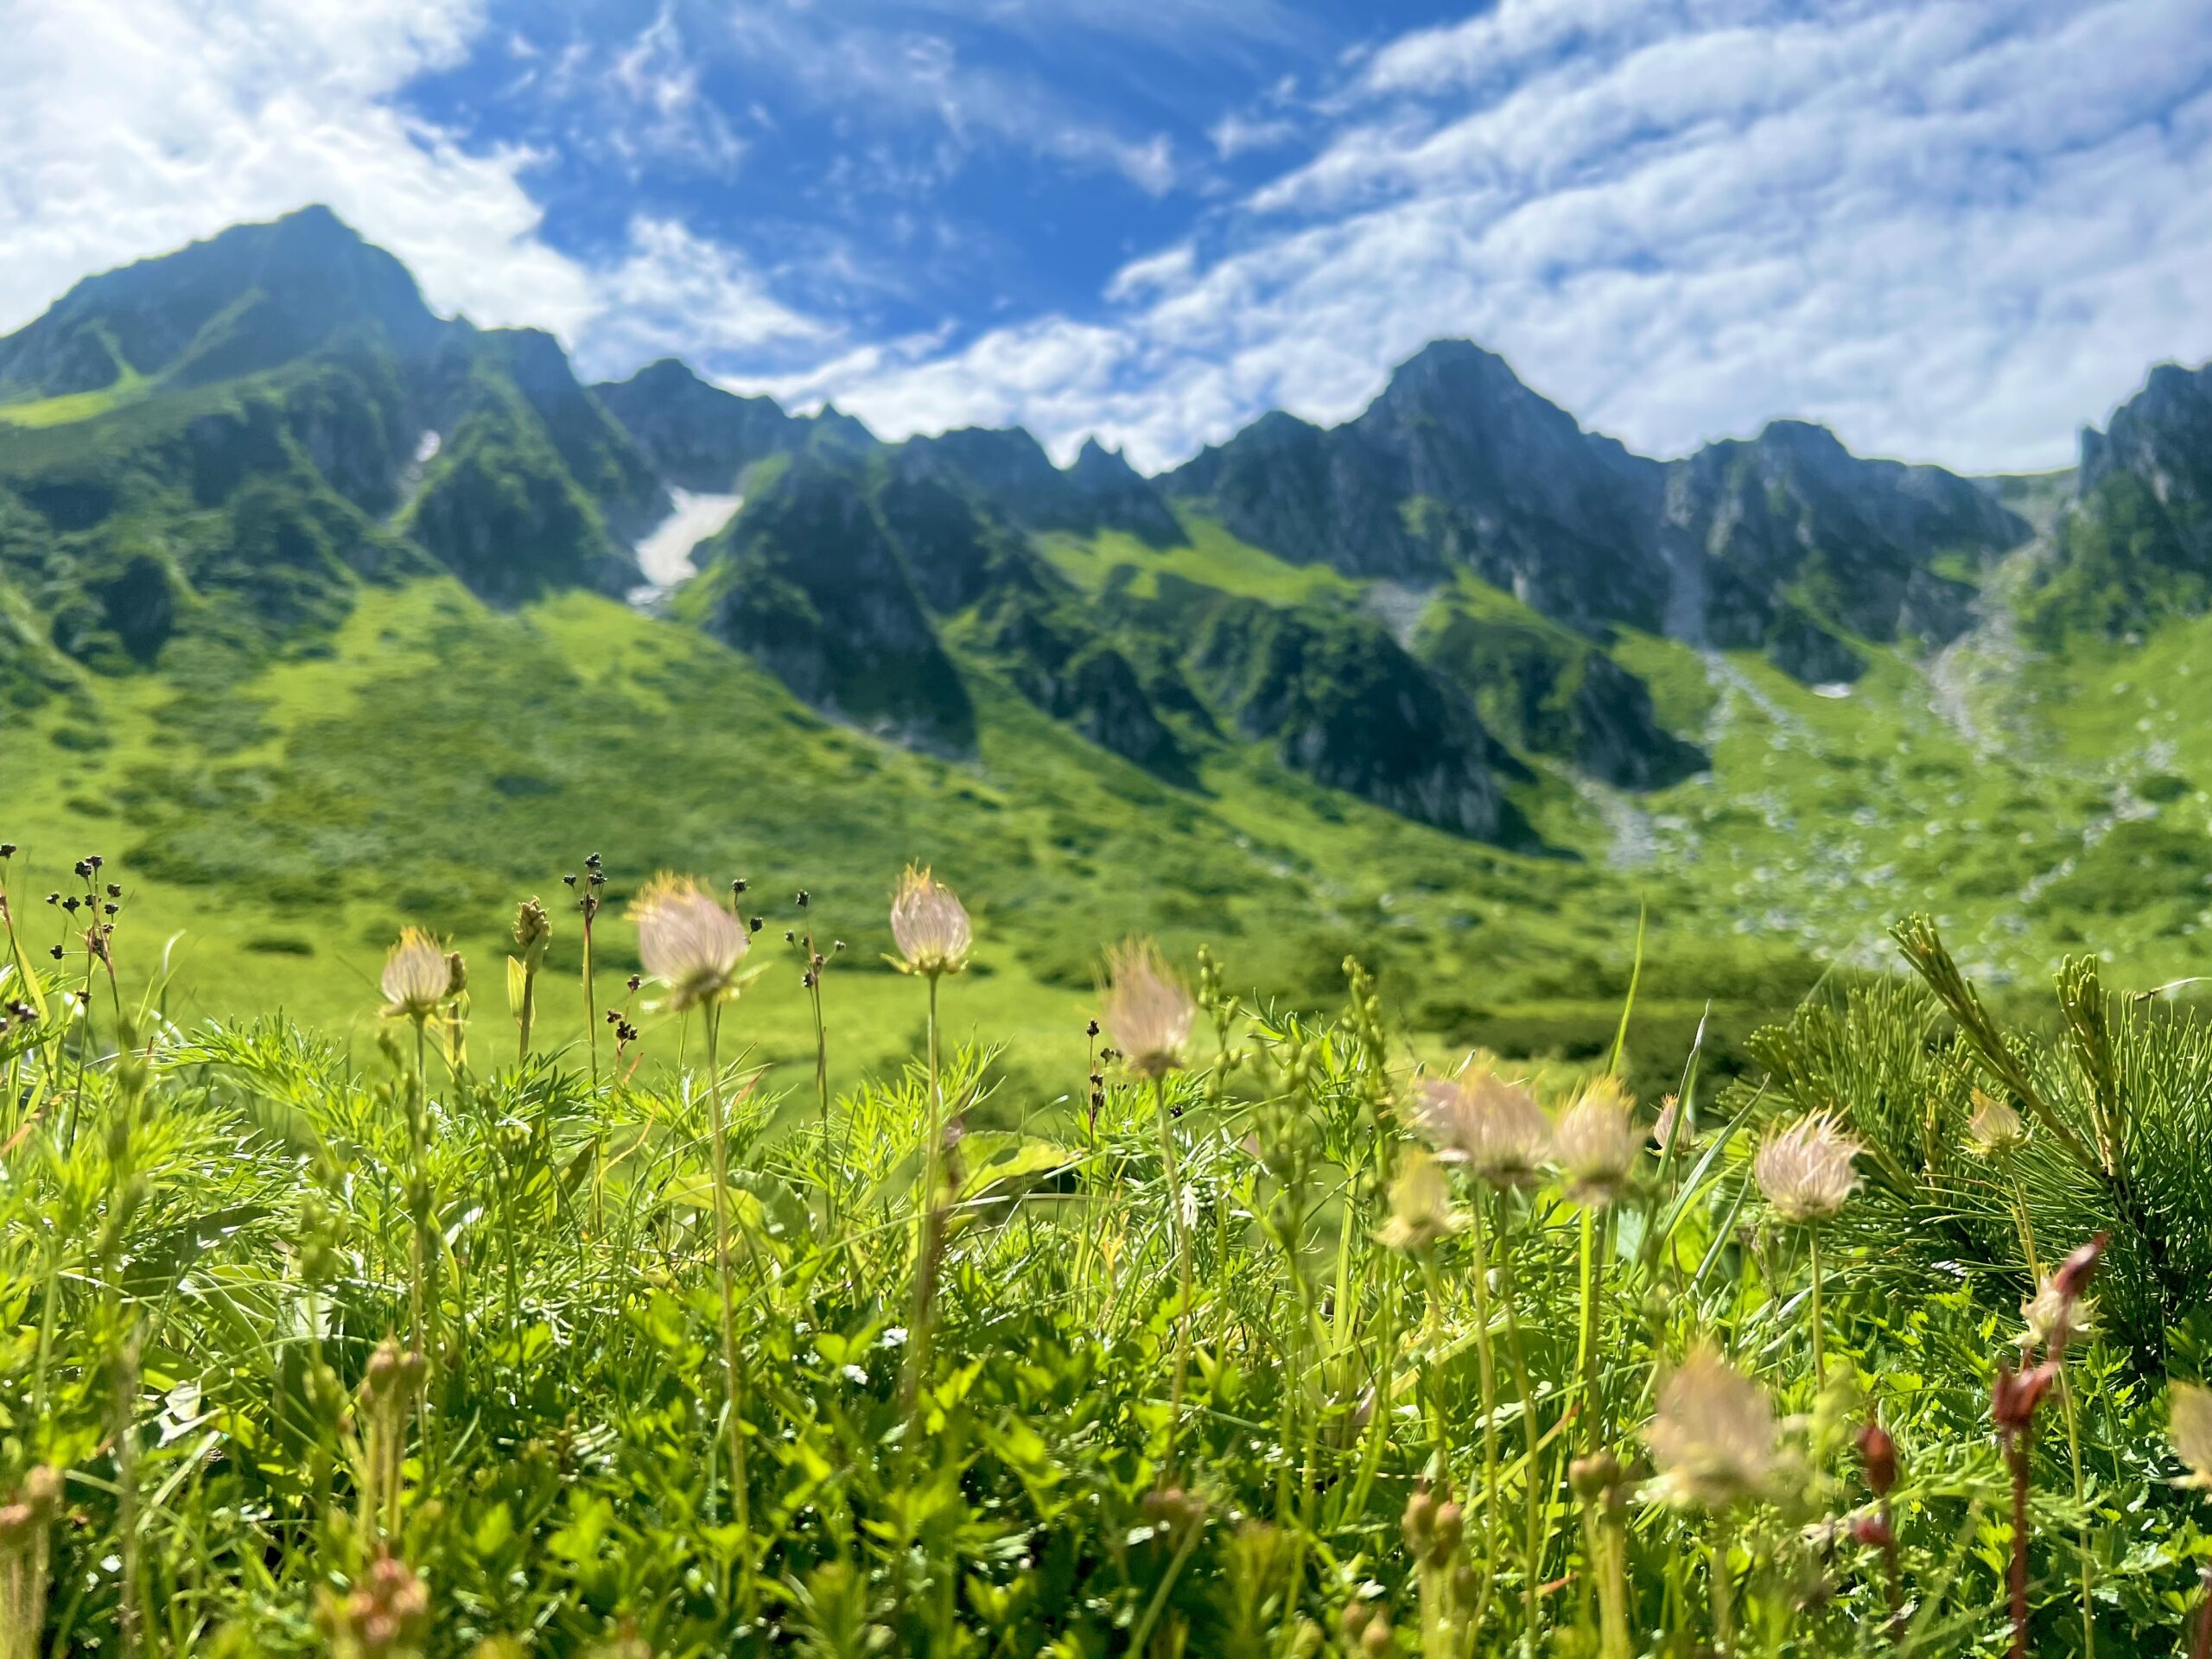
[1070,435,1141,488]
[2081,360,2212,515]
[1661,422,2021,658]
[0,205,445,400]
[1068,436,1181,544]
[594,359,872,493]
[899,426,1065,512]
[897,425,1179,544]
[2033,359,2212,638]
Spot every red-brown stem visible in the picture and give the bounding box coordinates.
[2006,1426,2031,1659]
[2190,1569,2212,1659]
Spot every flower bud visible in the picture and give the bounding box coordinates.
[2054,1232,2108,1302]
[364,1338,403,1399]
[1429,1501,1464,1562]
[1993,1359,2056,1433]
[1572,1450,1624,1503]
[1857,1420,1897,1497]
[1401,1486,1438,1554]
[512,897,552,969]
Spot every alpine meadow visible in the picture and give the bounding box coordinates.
[7,175,2212,1659]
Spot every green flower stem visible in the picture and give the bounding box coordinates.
[701,997,753,1618]
[1496,1203,1543,1651]
[1467,1193,1502,1632]
[1157,1072,1196,1479]
[1809,1225,1826,1387]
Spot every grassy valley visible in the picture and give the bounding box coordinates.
[8,506,2209,1113]
[11,207,2212,1659]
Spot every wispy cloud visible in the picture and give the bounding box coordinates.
[717,1,1183,195]
[789,0,2212,474]
[588,7,748,175]
[1208,111,1300,159]
[575,216,833,377]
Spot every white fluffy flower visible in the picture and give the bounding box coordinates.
[2170,1381,2212,1490]
[1413,1069,1553,1188]
[630,874,747,1011]
[1754,1113,1862,1225]
[1101,938,1196,1079]
[380,928,452,1020]
[1375,1150,1464,1256]
[889,864,971,976]
[1645,1348,1781,1510]
[1552,1077,1643,1206]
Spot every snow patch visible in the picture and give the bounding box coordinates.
[632,489,742,596]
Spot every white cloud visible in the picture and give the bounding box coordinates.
[10,0,2209,482]
[575,216,833,377]
[0,0,601,339]
[0,0,830,392]
[1104,243,1196,303]
[789,0,2212,475]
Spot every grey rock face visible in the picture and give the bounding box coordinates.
[1173,342,2026,672]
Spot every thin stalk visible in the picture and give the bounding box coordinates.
[67,930,95,1151]
[1809,1226,1827,1387]
[99,1014,148,1659]
[1574,1205,1602,1447]
[1585,1502,1630,1659]
[908,970,945,1405]
[408,1014,429,1368]
[1125,1512,1204,1656]
[1157,1072,1196,1479]
[1467,1197,1502,1630]
[2004,1158,2041,1278]
[30,1232,60,1439]
[1495,1205,1543,1651]
[1419,1256,1452,1477]
[517,963,537,1065]
[582,904,599,1088]
[1711,1520,1736,1656]
[493,1096,521,1332]
[113,1327,143,1659]
[2063,1378,2094,1656]
[409,1012,437,1481]
[2005,1160,2090,1653]
[806,929,830,1131]
[701,999,753,1618]
[918,974,942,1266]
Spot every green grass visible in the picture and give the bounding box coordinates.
[1037,514,1361,607]
[1,881,2207,1656]
[0,364,149,429]
[0,575,1777,1101]
[10,560,2212,1111]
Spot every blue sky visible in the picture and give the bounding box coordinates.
[6,0,2212,473]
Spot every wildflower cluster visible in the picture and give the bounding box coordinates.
[0,849,2205,1658]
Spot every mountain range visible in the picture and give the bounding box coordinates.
[4,207,2209,1076]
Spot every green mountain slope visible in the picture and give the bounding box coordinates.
[6,208,2212,1097]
